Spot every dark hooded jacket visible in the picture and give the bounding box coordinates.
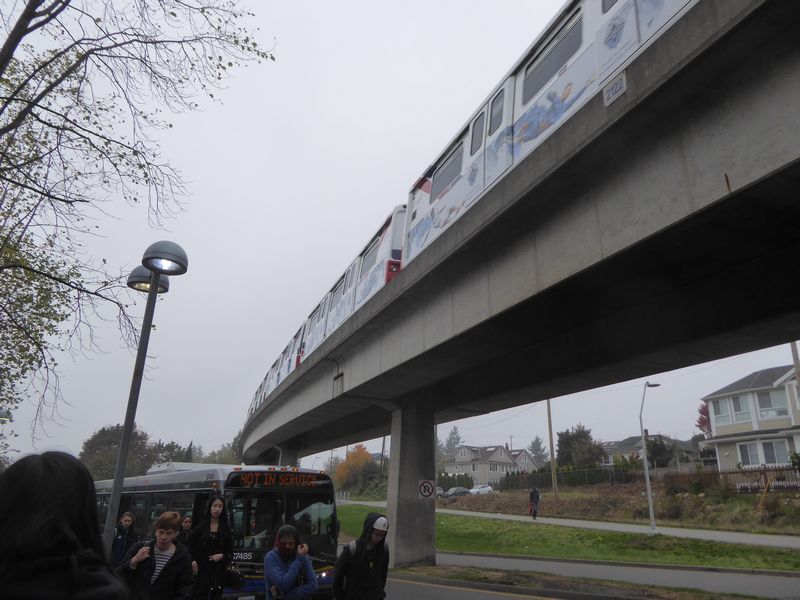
[118,539,194,600]
[111,523,140,568]
[0,548,128,600]
[332,513,389,600]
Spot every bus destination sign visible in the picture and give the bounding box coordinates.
[227,471,327,489]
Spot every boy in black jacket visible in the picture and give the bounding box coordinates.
[119,511,194,600]
[333,513,389,600]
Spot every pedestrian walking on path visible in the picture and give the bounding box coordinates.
[111,512,140,568]
[529,487,540,519]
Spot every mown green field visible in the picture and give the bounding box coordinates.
[337,504,800,572]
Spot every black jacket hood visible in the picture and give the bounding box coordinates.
[358,512,387,548]
[0,549,127,600]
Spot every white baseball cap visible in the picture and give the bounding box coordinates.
[372,516,389,532]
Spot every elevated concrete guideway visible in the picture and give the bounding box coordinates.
[242,0,800,565]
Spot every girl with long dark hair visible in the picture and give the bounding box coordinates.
[189,494,232,600]
[0,451,127,599]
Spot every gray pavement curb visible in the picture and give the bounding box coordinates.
[438,550,800,578]
[389,572,623,600]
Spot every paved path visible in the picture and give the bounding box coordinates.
[347,500,800,549]
[345,501,800,598]
[437,552,800,599]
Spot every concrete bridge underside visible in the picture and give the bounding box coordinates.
[242,0,800,565]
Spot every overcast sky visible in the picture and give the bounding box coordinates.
[6,1,795,466]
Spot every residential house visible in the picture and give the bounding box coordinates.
[600,435,697,467]
[600,436,643,466]
[509,448,539,472]
[443,444,518,485]
[702,365,800,470]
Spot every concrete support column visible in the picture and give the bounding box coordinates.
[386,402,436,567]
[278,446,299,467]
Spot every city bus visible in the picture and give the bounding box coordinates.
[96,463,338,599]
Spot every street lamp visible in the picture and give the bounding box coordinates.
[640,381,660,532]
[102,241,188,553]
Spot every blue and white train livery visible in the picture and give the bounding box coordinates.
[247,0,695,420]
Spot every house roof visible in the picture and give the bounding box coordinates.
[702,365,794,401]
[601,436,642,454]
[452,444,513,462]
[601,435,694,454]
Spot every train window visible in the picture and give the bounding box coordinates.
[360,238,380,276]
[345,264,355,290]
[328,278,344,314]
[470,112,485,156]
[522,15,582,105]
[430,143,463,202]
[488,90,505,135]
[602,0,619,13]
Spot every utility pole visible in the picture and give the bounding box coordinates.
[509,435,513,451]
[547,399,558,510]
[378,436,386,483]
[791,342,800,401]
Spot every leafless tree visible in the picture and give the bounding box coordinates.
[0,0,272,441]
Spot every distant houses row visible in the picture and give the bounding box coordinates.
[440,365,800,486]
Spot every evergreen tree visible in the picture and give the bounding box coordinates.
[527,435,550,465]
[443,426,463,458]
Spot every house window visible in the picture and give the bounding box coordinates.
[472,463,477,471]
[739,442,759,466]
[757,390,788,419]
[762,441,789,465]
[731,395,751,424]
[711,399,731,426]
[489,464,498,472]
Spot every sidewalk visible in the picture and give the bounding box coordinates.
[348,500,800,549]
[346,501,800,598]
[439,507,800,550]
[434,552,800,599]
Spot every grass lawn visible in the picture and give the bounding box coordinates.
[337,504,800,572]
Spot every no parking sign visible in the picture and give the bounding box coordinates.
[418,479,435,499]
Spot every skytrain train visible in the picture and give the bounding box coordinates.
[247,0,696,419]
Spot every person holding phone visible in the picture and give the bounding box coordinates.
[264,524,317,599]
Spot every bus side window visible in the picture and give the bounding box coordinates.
[148,494,169,535]
[172,492,194,518]
[128,493,149,537]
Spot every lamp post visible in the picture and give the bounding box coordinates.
[102,241,188,553]
[639,381,660,532]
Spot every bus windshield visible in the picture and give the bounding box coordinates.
[229,490,337,556]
